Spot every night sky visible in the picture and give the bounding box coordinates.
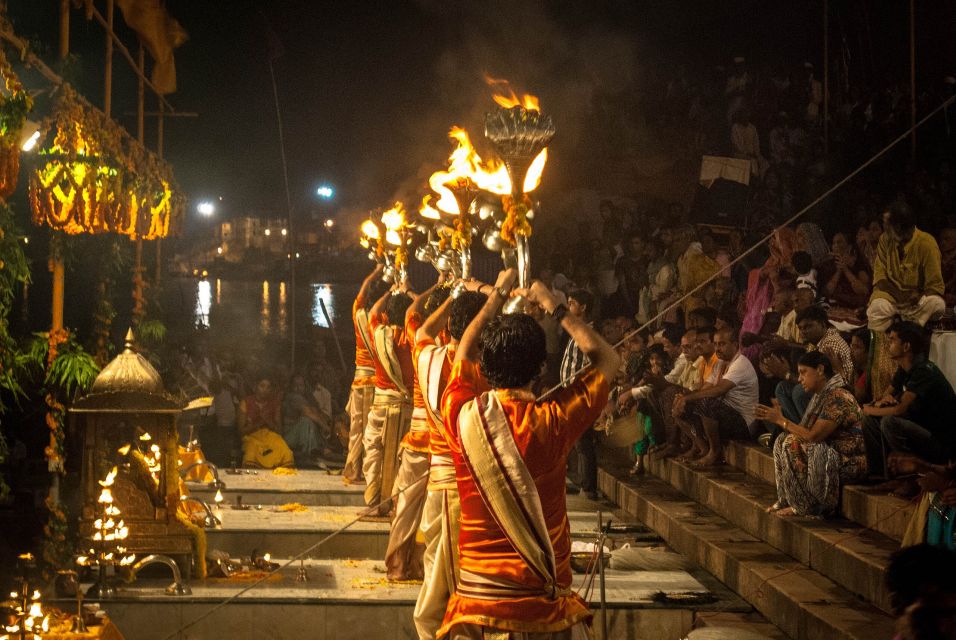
[7,1,955,224]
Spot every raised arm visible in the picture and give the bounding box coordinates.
[521,280,621,382]
[356,264,384,309]
[406,278,441,326]
[369,286,394,320]
[456,270,516,363]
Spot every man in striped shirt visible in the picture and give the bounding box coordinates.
[560,288,599,499]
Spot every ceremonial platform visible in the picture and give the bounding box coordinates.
[74,469,775,640]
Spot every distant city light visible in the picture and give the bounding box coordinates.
[22,236,29,244]
[197,202,215,216]
[281,228,288,236]
[324,219,334,228]
[295,252,301,258]
[316,185,335,199]
[265,228,272,236]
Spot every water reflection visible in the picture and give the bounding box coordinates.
[312,284,335,328]
[278,282,287,336]
[195,280,211,327]
[261,281,270,334]
[171,277,356,343]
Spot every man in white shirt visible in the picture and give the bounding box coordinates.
[673,326,758,467]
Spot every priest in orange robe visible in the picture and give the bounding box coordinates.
[438,270,620,639]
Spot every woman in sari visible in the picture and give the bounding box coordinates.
[755,350,868,517]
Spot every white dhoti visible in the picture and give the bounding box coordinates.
[867,295,946,331]
[362,389,411,514]
[344,380,375,483]
[384,447,429,580]
[414,483,461,640]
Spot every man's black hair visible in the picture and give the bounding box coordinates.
[886,544,956,615]
[688,306,718,327]
[425,286,451,314]
[449,292,487,341]
[567,288,594,317]
[479,314,547,389]
[888,320,929,357]
[365,279,389,311]
[851,326,871,351]
[792,250,813,275]
[387,292,413,327]
[887,200,917,232]
[795,304,829,327]
[696,326,716,341]
[661,324,683,347]
[715,324,740,343]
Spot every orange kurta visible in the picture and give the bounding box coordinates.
[439,360,609,634]
[352,294,376,387]
[401,312,429,453]
[369,312,415,393]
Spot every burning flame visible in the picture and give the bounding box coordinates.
[361,219,380,240]
[485,75,541,111]
[263,553,271,562]
[429,127,511,213]
[419,195,441,220]
[523,148,548,193]
[381,202,407,246]
[214,489,224,504]
[117,444,131,455]
[99,467,118,488]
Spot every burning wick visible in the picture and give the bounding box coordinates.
[263,553,271,562]
[214,489,224,504]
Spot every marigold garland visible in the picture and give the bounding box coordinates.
[451,214,472,253]
[501,194,533,245]
[41,495,70,579]
[27,85,185,239]
[0,48,32,199]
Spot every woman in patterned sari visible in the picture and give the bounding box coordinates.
[755,350,868,517]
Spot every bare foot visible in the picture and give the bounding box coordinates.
[690,452,724,468]
[651,444,681,460]
[775,507,796,517]
[676,449,704,463]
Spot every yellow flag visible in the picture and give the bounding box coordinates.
[115,0,188,95]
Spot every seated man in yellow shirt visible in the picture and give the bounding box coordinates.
[866,201,945,331]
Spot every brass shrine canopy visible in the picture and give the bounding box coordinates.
[71,329,180,414]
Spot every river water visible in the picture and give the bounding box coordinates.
[162,277,360,362]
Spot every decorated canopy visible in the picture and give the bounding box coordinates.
[28,84,184,239]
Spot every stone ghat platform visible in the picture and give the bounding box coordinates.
[77,558,757,640]
[204,502,663,559]
[186,468,364,506]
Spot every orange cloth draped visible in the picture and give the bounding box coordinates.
[352,295,376,387]
[438,361,609,634]
[370,312,415,393]
[178,446,213,482]
[416,334,457,488]
[401,312,430,453]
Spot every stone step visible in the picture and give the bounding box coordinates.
[75,558,749,640]
[185,468,365,507]
[724,441,915,543]
[598,468,897,640]
[204,505,661,560]
[646,455,896,613]
[692,611,788,640]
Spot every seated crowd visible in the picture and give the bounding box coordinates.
[169,338,349,470]
[541,196,954,519]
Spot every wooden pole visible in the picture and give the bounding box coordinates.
[132,41,144,325]
[103,0,114,117]
[156,99,165,286]
[267,57,297,371]
[909,0,917,160]
[823,0,829,156]
[58,0,69,60]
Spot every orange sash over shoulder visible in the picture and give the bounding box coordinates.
[457,391,564,600]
